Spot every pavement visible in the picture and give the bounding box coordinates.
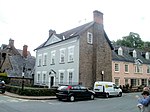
[3,91,57,100]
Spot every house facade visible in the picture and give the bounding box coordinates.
[0,39,35,85]
[34,10,113,88]
[112,46,150,87]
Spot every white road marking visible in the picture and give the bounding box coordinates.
[17,99,29,102]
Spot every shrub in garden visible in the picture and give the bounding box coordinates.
[6,85,57,96]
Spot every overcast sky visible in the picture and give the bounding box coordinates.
[0,0,149,56]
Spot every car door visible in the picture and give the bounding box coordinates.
[72,85,82,99]
[113,84,119,95]
[80,86,90,99]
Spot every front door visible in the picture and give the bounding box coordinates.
[50,76,54,87]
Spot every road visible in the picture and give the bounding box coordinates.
[0,92,141,112]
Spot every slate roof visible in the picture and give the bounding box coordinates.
[0,44,20,55]
[35,22,113,50]
[112,45,150,64]
[6,55,35,78]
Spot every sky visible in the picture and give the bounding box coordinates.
[0,0,149,56]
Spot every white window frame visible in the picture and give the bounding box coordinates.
[51,50,56,64]
[87,32,93,44]
[37,72,41,83]
[60,48,65,63]
[115,63,119,72]
[135,65,143,73]
[37,54,42,67]
[141,79,147,86]
[131,79,136,86]
[42,71,47,84]
[43,53,47,66]
[59,70,65,85]
[114,78,119,86]
[118,47,123,56]
[147,65,150,74]
[125,79,128,85]
[133,50,137,58]
[146,52,149,60]
[68,46,74,62]
[67,69,74,85]
[125,64,129,73]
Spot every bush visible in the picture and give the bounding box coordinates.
[122,84,130,93]
[0,73,9,84]
[0,73,7,77]
[6,85,57,96]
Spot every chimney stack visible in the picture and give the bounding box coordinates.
[22,45,28,58]
[93,10,103,24]
[9,38,14,46]
[49,29,56,37]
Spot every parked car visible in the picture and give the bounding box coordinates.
[94,81,122,98]
[56,85,95,102]
[0,80,6,94]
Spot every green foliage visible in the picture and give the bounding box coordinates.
[143,41,150,51]
[113,32,150,50]
[6,85,57,96]
[0,73,9,84]
[0,73,7,77]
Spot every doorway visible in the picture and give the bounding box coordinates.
[50,76,54,87]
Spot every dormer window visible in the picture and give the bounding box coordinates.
[133,50,137,58]
[87,32,93,44]
[62,36,65,40]
[118,47,123,56]
[146,52,149,60]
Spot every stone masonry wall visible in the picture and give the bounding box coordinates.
[79,27,94,88]
[93,23,112,82]
[79,23,112,88]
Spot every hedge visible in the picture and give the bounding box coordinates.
[0,73,7,77]
[6,85,57,96]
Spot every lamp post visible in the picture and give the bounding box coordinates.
[101,71,104,81]
[22,64,25,91]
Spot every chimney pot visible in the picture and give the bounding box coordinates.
[93,10,103,24]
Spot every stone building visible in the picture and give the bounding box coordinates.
[34,10,113,88]
[0,39,35,86]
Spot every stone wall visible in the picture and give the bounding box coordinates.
[79,23,112,88]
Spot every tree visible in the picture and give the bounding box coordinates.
[115,32,144,49]
[143,41,150,51]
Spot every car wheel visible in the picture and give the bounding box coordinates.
[1,90,5,94]
[118,92,122,97]
[90,94,94,100]
[105,93,109,98]
[69,95,75,102]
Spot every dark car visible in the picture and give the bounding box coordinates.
[56,85,95,102]
[0,81,6,94]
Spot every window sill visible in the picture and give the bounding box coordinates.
[68,61,74,63]
[59,62,65,64]
[125,72,129,74]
